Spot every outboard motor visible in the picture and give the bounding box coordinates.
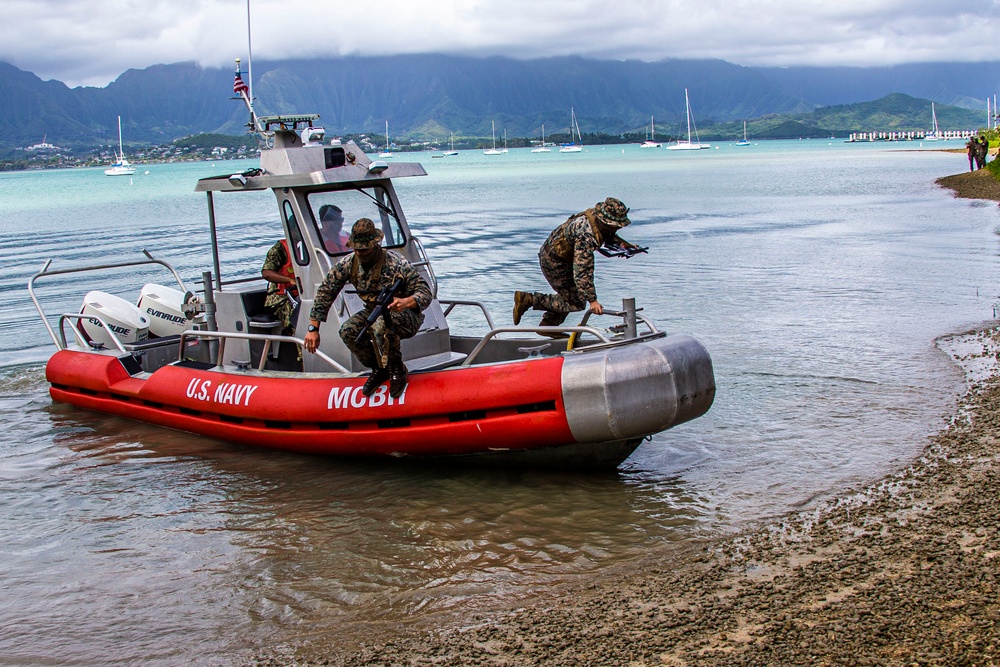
[137,284,194,337]
[78,291,149,349]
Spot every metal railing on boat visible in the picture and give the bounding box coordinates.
[178,330,350,373]
[438,298,497,330]
[460,300,662,367]
[29,250,190,351]
[56,313,131,354]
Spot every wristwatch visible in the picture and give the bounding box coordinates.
[307,324,319,333]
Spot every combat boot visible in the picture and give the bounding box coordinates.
[388,365,408,399]
[513,291,534,325]
[362,367,389,396]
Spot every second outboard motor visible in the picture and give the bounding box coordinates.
[137,284,193,337]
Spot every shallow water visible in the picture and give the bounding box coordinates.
[1,141,998,665]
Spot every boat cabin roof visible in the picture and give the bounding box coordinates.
[194,129,427,194]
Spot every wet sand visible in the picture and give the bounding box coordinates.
[267,328,999,667]
[254,172,1000,667]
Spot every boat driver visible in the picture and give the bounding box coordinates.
[304,218,432,398]
[512,197,639,336]
[318,204,350,254]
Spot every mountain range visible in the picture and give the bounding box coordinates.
[2,55,998,149]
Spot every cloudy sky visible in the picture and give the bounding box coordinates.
[2,0,998,88]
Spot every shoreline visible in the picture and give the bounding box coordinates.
[250,173,1000,667]
[937,167,1000,203]
[276,326,999,666]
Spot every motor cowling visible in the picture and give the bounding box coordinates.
[137,283,194,337]
[78,291,149,349]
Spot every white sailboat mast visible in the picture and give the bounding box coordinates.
[685,89,692,142]
[117,115,124,159]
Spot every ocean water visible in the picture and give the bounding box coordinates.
[1,140,997,665]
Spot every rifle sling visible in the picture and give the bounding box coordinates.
[351,252,387,308]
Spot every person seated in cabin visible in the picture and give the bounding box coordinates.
[303,218,432,399]
[318,204,350,254]
[260,238,299,336]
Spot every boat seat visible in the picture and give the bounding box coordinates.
[241,290,287,360]
[248,314,282,359]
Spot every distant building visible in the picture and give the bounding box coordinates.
[26,135,59,151]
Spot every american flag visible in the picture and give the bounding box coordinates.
[233,73,249,95]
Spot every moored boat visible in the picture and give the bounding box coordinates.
[30,62,715,470]
[667,89,710,151]
[104,115,136,175]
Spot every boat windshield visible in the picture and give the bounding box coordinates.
[307,186,405,256]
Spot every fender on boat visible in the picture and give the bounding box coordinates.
[561,333,715,442]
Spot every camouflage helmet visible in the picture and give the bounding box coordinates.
[347,218,384,250]
[594,197,631,228]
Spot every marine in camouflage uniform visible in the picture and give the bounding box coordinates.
[261,240,299,334]
[305,218,432,397]
[513,197,634,330]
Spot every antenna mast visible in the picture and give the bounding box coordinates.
[233,0,263,136]
[246,0,254,115]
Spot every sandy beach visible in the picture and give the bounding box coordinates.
[252,170,1000,667]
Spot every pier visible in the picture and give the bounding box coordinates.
[846,130,977,142]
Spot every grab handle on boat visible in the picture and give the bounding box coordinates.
[410,237,438,298]
[438,298,496,330]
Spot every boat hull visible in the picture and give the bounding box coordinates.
[44,334,714,469]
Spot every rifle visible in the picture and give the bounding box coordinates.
[597,241,649,259]
[354,277,403,345]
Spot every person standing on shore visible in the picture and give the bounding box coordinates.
[967,137,977,172]
[974,135,989,169]
[512,197,637,335]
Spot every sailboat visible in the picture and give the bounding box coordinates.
[736,120,750,146]
[104,116,136,176]
[531,124,551,153]
[378,121,395,157]
[559,107,584,153]
[443,133,458,156]
[501,129,509,153]
[667,89,710,151]
[925,103,941,141]
[640,116,661,148]
[484,120,503,155]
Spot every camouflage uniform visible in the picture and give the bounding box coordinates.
[310,249,432,370]
[976,136,989,169]
[530,208,630,326]
[261,240,298,333]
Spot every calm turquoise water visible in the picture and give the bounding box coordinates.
[1,140,997,665]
